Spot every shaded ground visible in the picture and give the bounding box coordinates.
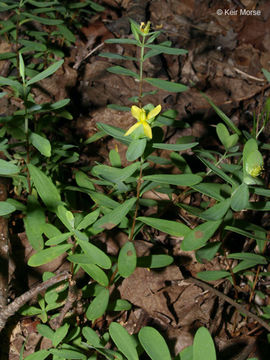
[2,0,270,359]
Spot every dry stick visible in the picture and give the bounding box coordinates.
[0,271,69,332]
[185,277,270,332]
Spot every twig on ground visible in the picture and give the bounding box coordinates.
[185,277,270,332]
[0,271,69,332]
[50,278,81,330]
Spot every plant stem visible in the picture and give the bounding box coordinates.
[129,159,144,241]
[138,36,146,108]
[206,151,227,176]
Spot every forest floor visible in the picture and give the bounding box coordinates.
[2,0,270,359]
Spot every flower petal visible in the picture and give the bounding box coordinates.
[142,121,152,139]
[131,106,143,121]
[124,122,141,136]
[147,104,161,120]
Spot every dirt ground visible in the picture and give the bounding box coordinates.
[2,0,270,359]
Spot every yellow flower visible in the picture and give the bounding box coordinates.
[125,105,161,139]
[140,21,151,34]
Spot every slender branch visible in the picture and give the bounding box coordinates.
[185,277,270,332]
[0,271,69,333]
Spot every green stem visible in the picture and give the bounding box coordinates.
[138,36,146,108]
[206,151,227,176]
[129,158,144,241]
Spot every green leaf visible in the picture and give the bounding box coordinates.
[49,349,86,360]
[37,324,54,340]
[227,252,267,263]
[145,78,188,93]
[200,198,231,221]
[177,346,193,360]
[231,183,249,211]
[24,197,46,251]
[107,66,139,79]
[19,53,25,83]
[181,220,222,251]
[53,323,69,347]
[196,270,230,281]
[76,209,100,230]
[26,60,64,86]
[196,242,221,263]
[57,24,76,43]
[191,183,225,201]
[45,232,72,246]
[126,139,147,161]
[142,174,202,186]
[197,156,236,186]
[109,299,132,311]
[216,123,239,149]
[30,132,51,157]
[92,163,140,183]
[86,288,110,321]
[0,201,16,216]
[28,164,61,210]
[94,197,136,230]
[80,264,108,287]
[0,159,19,175]
[22,12,64,26]
[224,226,266,242]
[24,350,50,360]
[76,239,111,269]
[146,44,188,56]
[97,123,131,145]
[201,93,241,136]
[75,171,95,190]
[0,76,23,93]
[193,327,216,360]
[109,149,121,167]
[262,68,270,83]
[118,241,137,278]
[153,142,198,151]
[28,244,72,267]
[99,52,136,61]
[105,38,138,45]
[137,217,190,237]
[138,327,171,360]
[82,326,101,347]
[109,322,139,360]
[137,254,173,268]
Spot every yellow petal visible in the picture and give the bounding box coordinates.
[142,121,152,139]
[131,106,143,121]
[147,104,161,120]
[124,122,141,136]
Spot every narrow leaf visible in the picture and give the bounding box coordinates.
[109,322,139,360]
[0,201,16,216]
[145,78,188,92]
[143,174,202,186]
[28,164,61,210]
[137,217,190,237]
[107,66,139,79]
[138,327,171,360]
[28,244,72,267]
[181,220,222,251]
[86,288,109,321]
[30,132,51,157]
[193,327,216,360]
[26,60,64,86]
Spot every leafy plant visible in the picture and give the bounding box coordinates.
[0,12,269,360]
